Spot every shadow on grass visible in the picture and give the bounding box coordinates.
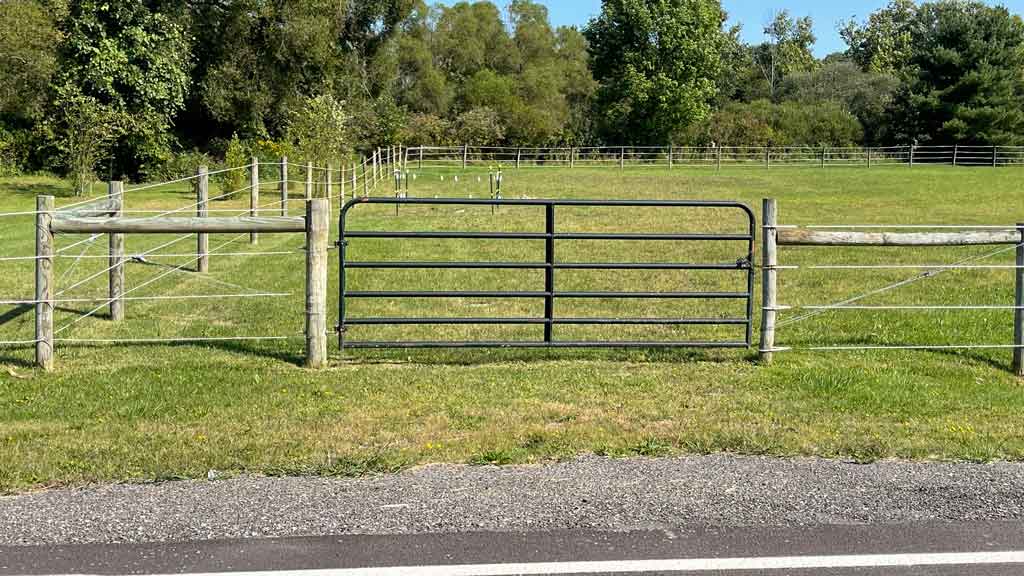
[335,345,758,367]
[5,180,74,200]
[55,339,306,366]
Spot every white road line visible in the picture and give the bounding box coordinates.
[118,551,1024,576]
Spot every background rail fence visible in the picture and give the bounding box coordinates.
[760,197,1024,375]
[399,145,1024,171]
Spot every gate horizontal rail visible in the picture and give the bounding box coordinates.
[337,197,755,350]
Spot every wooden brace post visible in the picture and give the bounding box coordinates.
[760,198,778,364]
[109,181,125,320]
[305,199,329,368]
[36,195,54,370]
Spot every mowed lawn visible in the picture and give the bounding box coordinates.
[2,165,1024,493]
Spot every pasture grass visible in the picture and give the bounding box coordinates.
[1,166,1024,493]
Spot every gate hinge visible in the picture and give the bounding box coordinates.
[737,257,752,269]
[334,239,349,248]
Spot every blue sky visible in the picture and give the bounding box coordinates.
[440,1,1024,57]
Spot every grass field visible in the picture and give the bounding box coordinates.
[2,165,1024,494]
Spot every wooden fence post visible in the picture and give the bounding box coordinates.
[953,144,959,166]
[325,163,333,201]
[462,144,468,170]
[280,156,288,216]
[821,147,826,169]
[760,198,778,365]
[516,148,521,169]
[668,145,674,169]
[36,195,54,370]
[196,169,209,273]
[620,146,625,169]
[109,181,125,320]
[716,146,722,171]
[1014,222,1024,377]
[362,162,368,197]
[305,161,313,200]
[419,146,423,170]
[765,147,771,169]
[569,147,575,169]
[910,145,915,167]
[339,163,346,199]
[250,157,259,245]
[351,163,357,199]
[305,198,329,369]
[866,148,871,168]
[993,146,999,167]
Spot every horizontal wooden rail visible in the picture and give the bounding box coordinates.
[52,216,306,234]
[60,197,120,218]
[778,229,1021,247]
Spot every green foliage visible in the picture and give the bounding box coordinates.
[145,150,216,184]
[781,60,900,145]
[585,0,725,144]
[841,0,917,74]
[695,99,863,147]
[400,113,452,146]
[44,86,126,195]
[218,134,249,197]
[0,0,61,123]
[288,94,352,169]
[888,1,1024,145]
[452,108,505,146]
[53,0,191,177]
[753,11,818,99]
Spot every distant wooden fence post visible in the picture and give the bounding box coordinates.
[759,198,778,365]
[351,162,357,199]
[196,169,209,274]
[910,145,915,167]
[716,146,722,171]
[1014,222,1024,377]
[250,157,259,245]
[35,195,54,371]
[108,181,125,320]
[516,148,521,169]
[765,147,771,169]
[620,146,625,169]
[305,198,330,369]
[821,147,826,169]
[866,148,871,169]
[418,146,424,170]
[569,147,575,168]
[339,163,346,199]
[305,161,313,200]
[325,162,333,200]
[993,146,999,167]
[462,144,468,170]
[280,156,289,216]
[953,144,959,166]
[668,145,674,169]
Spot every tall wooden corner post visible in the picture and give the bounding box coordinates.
[1014,223,1024,377]
[305,199,329,368]
[36,195,54,370]
[759,198,778,364]
[109,181,125,320]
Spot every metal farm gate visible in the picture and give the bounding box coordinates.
[336,198,756,351]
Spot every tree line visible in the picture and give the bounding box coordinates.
[1,0,1023,190]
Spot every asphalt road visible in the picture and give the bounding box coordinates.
[4,522,1024,575]
[4,455,1024,575]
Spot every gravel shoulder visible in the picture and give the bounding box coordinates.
[2,454,1023,546]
